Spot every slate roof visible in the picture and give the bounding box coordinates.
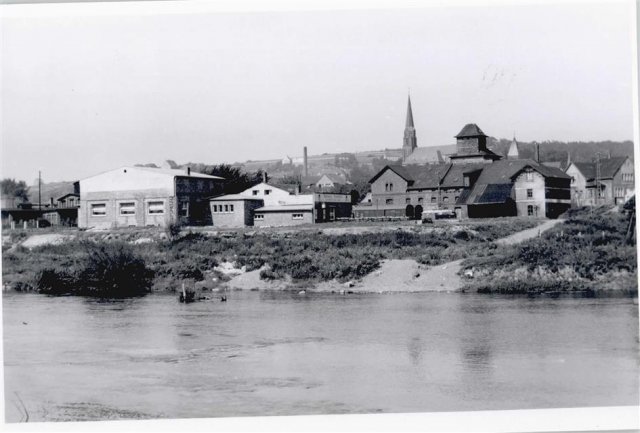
[455,124,487,138]
[459,159,570,206]
[403,144,457,164]
[448,148,501,160]
[372,163,488,190]
[472,159,569,185]
[571,157,628,181]
[470,183,514,204]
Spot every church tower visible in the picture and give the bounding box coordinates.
[403,94,417,160]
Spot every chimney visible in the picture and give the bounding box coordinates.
[187,167,191,176]
[303,146,308,177]
[536,143,540,163]
[262,171,267,183]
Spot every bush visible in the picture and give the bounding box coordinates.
[35,242,153,297]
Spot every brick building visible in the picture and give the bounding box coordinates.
[78,166,224,229]
[357,122,572,219]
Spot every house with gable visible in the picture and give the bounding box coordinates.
[565,156,634,206]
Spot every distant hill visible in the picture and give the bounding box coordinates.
[26,181,77,206]
[488,138,634,164]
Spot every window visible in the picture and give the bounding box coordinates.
[148,201,165,215]
[454,196,459,202]
[179,201,189,217]
[431,196,437,203]
[224,204,229,212]
[119,202,136,215]
[91,203,106,216]
[264,190,271,195]
[526,189,533,199]
[385,198,393,205]
[229,204,234,212]
[213,205,218,213]
[406,198,411,204]
[254,214,264,220]
[292,213,304,220]
[418,197,424,203]
[389,183,393,192]
[252,190,259,196]
[527,205,534,216]
[442,196,449,203]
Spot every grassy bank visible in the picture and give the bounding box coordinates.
[2,218,539,296]
[460,206,637,295]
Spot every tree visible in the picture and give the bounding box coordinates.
[182,163,265,194]
[1,178,29,201]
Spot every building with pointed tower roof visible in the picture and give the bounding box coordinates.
[402,94,417,161]
[507,135,520,159]
[449,123,502,164]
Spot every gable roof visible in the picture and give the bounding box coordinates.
[455,124,487,138]
[570,157,628,181]
[458,159,569,206]
[403,144,457,164]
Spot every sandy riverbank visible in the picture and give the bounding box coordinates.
[221,218,562,294]
[221,259,464,293]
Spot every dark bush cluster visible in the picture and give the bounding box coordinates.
[34,242,153,297]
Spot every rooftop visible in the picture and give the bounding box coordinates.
[455,123,487,138]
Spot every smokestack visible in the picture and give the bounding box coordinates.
[303,146,308,177]
[536,143,540,163]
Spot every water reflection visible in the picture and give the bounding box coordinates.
[3,292,639,422]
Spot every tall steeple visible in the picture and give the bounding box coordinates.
[403,94,417,161]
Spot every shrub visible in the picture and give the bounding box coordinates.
[34,242,153,297]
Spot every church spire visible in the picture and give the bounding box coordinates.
[405,94,415,128]
[403,93,417,161]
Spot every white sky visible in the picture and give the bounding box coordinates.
[1,0,636,182]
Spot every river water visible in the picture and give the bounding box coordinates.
[3,291,639,422]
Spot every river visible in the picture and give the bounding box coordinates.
[2,291,638,422]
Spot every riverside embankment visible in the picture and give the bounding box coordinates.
[2,205,636,296]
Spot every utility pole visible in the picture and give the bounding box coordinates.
[38,170,42,211]
[595,153,604,206]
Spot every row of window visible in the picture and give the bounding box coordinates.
[622,173,634,182]
[385,195,459,205]
[91,201,165,217]
[253,213,304,221]
[384,183,394,192]
[212,204,235,213]
[252,189,272,196]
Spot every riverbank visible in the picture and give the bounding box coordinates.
[459,205,638,296]
[2,218,539,295]
[2,208,635,297]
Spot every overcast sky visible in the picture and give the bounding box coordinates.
[1,0,636,183]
